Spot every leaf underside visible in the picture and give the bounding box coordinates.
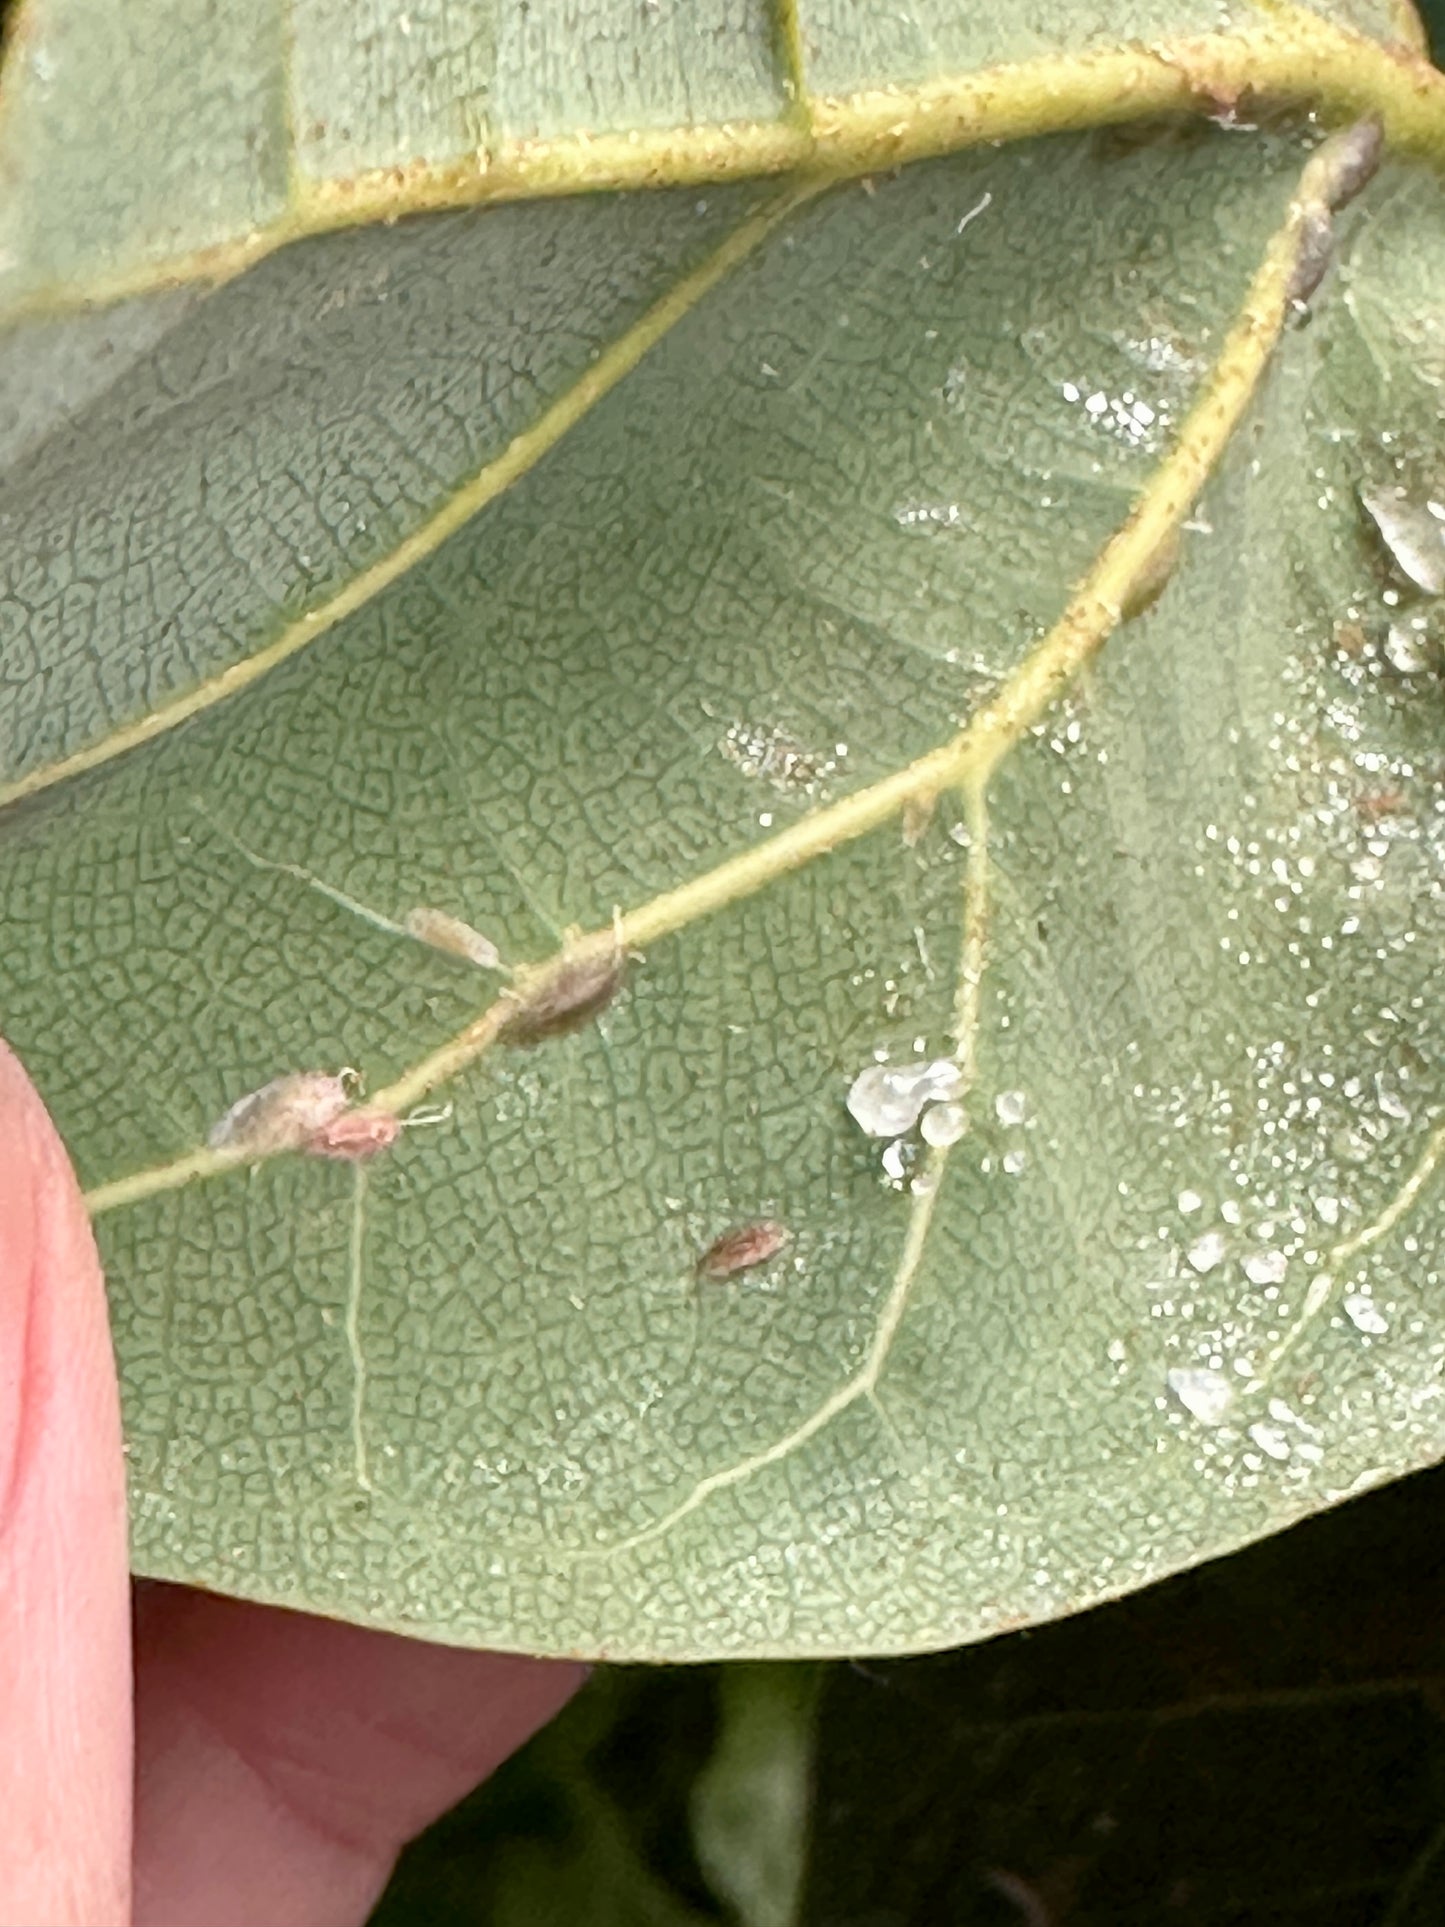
[0,0,1441,1659]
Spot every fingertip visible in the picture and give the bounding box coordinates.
[0,1040,131,1923]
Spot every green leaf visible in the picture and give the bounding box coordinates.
[0,0,1424,317]
[0,2,1443,1658]
[370,1669,726,1927]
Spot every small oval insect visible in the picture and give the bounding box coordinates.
[306,1110,402,1161]
[1322,116,1383,214]
[208,1069,356,1156]
[698,1220,792,1281]
[500,947,626,1047]
[1286,204,1334,307]
[404,906,503,971]
[1356,786,1408,823]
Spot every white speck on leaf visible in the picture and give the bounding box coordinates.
[847,1060,963,1137]
[1360,484,1445,593]
[1344,1294,1389,1335]
[1243,1249,1288,1287]
[1383,624,1432,675]
[994,1089,1028,1127]
[1167,1368,1234,1426]
[1186,1230,1227,1275]
[921,1101,967,1148]
[1248,1422,1292,1462]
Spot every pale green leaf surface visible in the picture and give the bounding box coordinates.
[0,186,764,782]
[1,102,1441,1658]
[292,0,788,173]
[0,0,290,297]
[0,0,1409,311]
[800,0,1242,95]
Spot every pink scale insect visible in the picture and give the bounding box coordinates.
[306,1101,453,1162]
[697,1219,792,1281]
[306,1109,401,1160]
[208,1069,450,1165]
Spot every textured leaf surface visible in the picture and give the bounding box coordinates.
[0,0,1412,314]
[0,2,1442,1659]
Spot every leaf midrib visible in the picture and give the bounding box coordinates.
[2,13,1442,327]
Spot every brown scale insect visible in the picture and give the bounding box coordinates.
[1322,117,1383,214]
[499,943,627,1047]
[1286,204,1335,307]
[1120,529,1181,622]
[1355,787,1409,823]
[697,1220,792,1281]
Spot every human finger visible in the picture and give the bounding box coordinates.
[0,1042,131,1926]
[133,1583,583,1927]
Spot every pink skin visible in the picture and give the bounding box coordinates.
[0,1042,582,1926]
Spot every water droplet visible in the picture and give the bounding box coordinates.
[1186,1230,1227,1275]
[920,1101,967,1148]
[1344,1293,1389,1335]
[1167,1367,1234,1425]
[1248,1422,1292,1462]
[1383,624,1433,675]
[847,1060,962,1137]
[1243,1249,1288,1287]
[994,1089,1028,1127]
[881,1140,910,1182]
[1314,1195,1341,1226]
[1178,1189,1204,1215]
[1002,1148,1027,1176]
